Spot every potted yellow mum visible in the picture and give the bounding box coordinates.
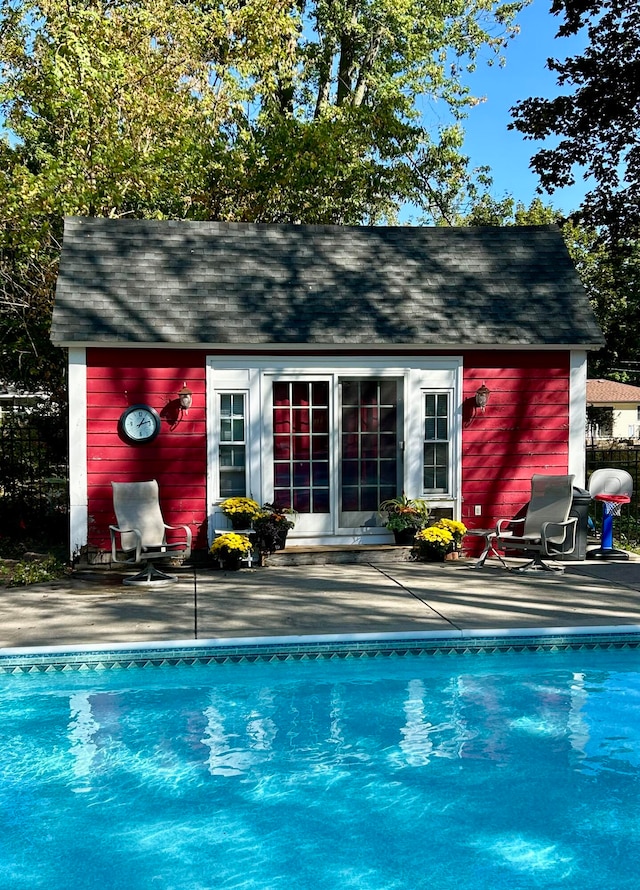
[413,525,454,562]
[209,532,253,569]
[219,497,262,530]
[433,518,467,554]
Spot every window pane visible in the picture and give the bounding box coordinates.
[436,417,448,439]
[312,382,329,406]
[293,409,310,433]
[312,462,329,486]
[219,393,246,497]
[220,469,246,497]
[292,382,310,406]
[274,464,291,487]
[293,489,311,513]
[423,393,450,495]
[379,380,396,405]
[313,488,330,513]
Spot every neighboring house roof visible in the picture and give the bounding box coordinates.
[587,379,640,405]
[51,218,604,349]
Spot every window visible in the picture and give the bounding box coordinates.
[423,393,450,494]
[219,393,246,497]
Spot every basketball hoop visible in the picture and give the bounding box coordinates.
[594,493,631,517]
[590,491,631,560]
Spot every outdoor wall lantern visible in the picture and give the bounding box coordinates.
[475,383,490,412]
[178,383,193,412]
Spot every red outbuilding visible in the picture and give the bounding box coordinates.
[50,219,604,560]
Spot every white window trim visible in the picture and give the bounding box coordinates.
[206,356,463,541]
[569,350,587,486]
[68,347,88,559]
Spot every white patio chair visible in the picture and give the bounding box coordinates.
[109,480,192,586]
[492,474,577,573]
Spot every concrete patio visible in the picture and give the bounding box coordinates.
[2,555,640,650]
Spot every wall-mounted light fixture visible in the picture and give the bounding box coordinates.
[178,383,193,412]
[475,383,490,412]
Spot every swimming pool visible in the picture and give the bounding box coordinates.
[1,634,639,889]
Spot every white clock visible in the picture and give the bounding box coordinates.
[119,404,162,444]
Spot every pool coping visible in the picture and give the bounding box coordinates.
[2,624,640,671]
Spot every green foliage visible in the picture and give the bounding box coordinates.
[379,493,431,530]
[510,0,640,243]
[0,551,68,587]
[253,502,295,555]
[505,2,640,381]
[0,0,526,394]
[458,195,640,379]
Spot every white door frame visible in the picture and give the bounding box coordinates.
[207,356,462,545]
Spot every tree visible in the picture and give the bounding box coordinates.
[458,195,638,378]
[0,0,527,394]
[510,0,640,243]
[509,1,640,382]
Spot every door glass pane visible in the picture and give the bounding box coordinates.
[273,381,330,512]
[340,380,398,514]
[219,393,246,497]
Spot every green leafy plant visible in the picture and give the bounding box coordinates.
[253,502,295,556]
[378,494,431,532]
[1,555,67,587]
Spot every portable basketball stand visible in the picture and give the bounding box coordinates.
[587,468,633,561]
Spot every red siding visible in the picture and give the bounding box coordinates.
[84,347,573,555]
[461,351,571,536]
[86,349,209,551]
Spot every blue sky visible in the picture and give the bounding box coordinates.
[459,0,588,214]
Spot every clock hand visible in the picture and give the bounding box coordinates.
[137,419,151,427]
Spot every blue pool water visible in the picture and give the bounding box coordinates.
[1,644,640,889]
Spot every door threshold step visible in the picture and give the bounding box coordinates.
[264,545,415,566]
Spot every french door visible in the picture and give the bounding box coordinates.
[208,357,460,541]
[268,376,401,534]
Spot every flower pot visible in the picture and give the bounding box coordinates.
[393,527,419,546]
[444,551,459,561]
[230,515,252,530]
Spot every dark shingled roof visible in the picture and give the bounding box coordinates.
[51,218,604,349]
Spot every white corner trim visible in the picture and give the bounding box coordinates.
[68,347,88,558]
[569,351,587,487]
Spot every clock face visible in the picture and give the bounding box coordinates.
[119,405,161,444]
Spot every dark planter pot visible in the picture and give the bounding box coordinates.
[254,517,291,554]
[230,515,253,530]
[392,527,420,546]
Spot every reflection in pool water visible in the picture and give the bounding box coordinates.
[1,646,639,889]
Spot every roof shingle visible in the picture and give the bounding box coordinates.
[587,379,640,404]
[51,218,604,349]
